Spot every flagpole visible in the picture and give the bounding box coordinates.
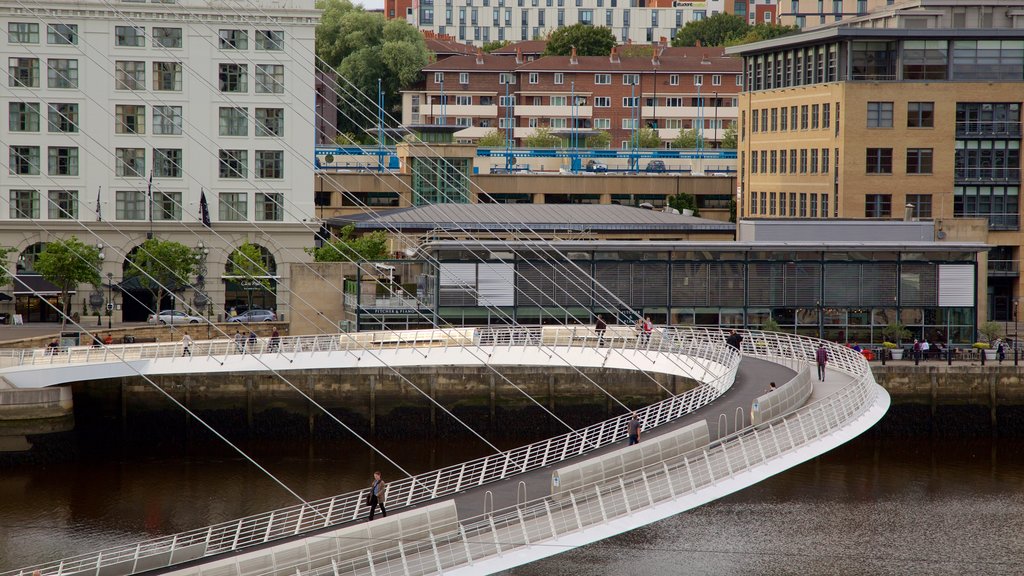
[148,171,153,239]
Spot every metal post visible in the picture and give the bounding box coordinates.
[1015,298,1019,366]
[713,91,719,148]
[106,272,113,329]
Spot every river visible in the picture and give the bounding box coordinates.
[2,422,1024,575]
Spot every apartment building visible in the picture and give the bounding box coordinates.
[729,0,1024,323]
[1,0,318,322]
[403,46,742,147]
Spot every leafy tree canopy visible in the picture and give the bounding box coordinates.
[524,127,563,148]
[727,23,802,46]
[672,13,749,47]
[477,129,507,147]
[311,225,390,262]
[482,40,512,53]
[720,126,737,149]
[544,24,617,56]
[125,238,197,315]
[0,246,15,289]
[584,130,611,149]
[629,127,662,149]
[230,242,274,293]
[34,237,102,326]
[668,192,700,217]
[672,128,703,149]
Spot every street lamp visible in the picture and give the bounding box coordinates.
[1014,298,1019,366]
[106,272,113,329]
[713,91,719,148]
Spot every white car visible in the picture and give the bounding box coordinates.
[148,310,205,324]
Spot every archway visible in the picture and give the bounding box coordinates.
[223,244,277,316]
[118,245,174,322]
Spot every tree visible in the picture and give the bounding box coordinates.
[727,23,801,46]
[482,39,511,53]
[544,24,617,57]
[728,198,737,223]
[668,192,700,217]
[316,0,430,136]
[0,246,15,290]
[719,126,737,149]
[34,237,102,327]
[125,238,197,317]
[310,225,390,262]
[524,127,563,148]
[585,130,611,149]
[477,129,506,147]
[230,242,275,312]
[672,13,749,47]
[629,127,662,149]
[672,128,703,149]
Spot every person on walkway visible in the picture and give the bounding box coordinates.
[765,381,777,393]
[103,333,113,346]
[269,328,280,352]
[726,330,743,351]
[182,333,193,357]
[247,330,258,352]
[815,344,828,381]
[234,330,244,353]
[595,315,607,346]
[998,340,1006,363]
[46,339,59,355]
[921,339,930,361]
[367,471,387,520]
[912,339,921,364]
[640,316,653,346]
[626,412,642,445]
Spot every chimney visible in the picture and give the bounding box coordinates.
[904,203,915,221]
[515,47,523,65]
[476,47,484,65]
[702,52,710,64]
[609,46,620,64]
[696,39,701,48]
[660,36,668,47]
[570,46,578,65]
[651,46,661,66]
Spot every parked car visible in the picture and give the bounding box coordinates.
[646,160,666,172]
[148,310,205,324]
[585,160,608,172]
[228,309,277,323]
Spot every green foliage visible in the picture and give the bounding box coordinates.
[728,198,737,223]
[672,128,702,149]
[311,225,390,262]
[125,238,197,316]
[973,341,991,349]
[229,242,274,294]
[668,192,699,217]
[544,24,617,57]
[0,246,15,288]
[979,321,1003,343]
[477,129,507,147]
[882,341,898,349]
[334,132,364,145]
[584,130,612,149]
[618,44,654,58]
[629,127,661,149]
[720,126,737,149]
[482,40,511,53]
[881,322,912,344]
[760,317,781,332]
[727,23,802,46]
[672,13,749,47]
[316,0,430,135]
[524,127,563,148]
[34,237,102,326]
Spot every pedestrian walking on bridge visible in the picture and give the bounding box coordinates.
[815,344,828,381]
[627,412,642,445]
[367,471,388,521]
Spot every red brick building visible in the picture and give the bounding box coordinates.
[403,46,742,148]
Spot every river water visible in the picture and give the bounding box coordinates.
[2,424,1024,575]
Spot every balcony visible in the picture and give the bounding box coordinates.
[956,212,1020,231]
[427,104,498,117]
[954,167,1021,184]
[640,105,737,119]
[956,121,1022,138]
[514,105,592,117]
[988,260,1020,277]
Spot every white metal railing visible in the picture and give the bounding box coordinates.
[1,326,740,576]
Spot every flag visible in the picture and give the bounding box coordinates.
[95,186,102,221]
[147,171,153,223]
[199,189,211,227]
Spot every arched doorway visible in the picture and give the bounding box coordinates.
[14,242,64,323]
[118,245,174,322]
[223,244,277,316]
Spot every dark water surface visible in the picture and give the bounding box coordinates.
[3,429,1024,575]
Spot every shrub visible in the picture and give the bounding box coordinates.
[973,342,991,349]
[882,342,897,349]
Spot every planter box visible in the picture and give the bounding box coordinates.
[984,349,997,361]
[890,349,903,360]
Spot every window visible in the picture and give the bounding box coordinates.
[434,72,444,84]
[498,117,513,128]
[622,74,639,85]
[256,150,283,179]
[255,30,284,50]
[778,192,786,215]
[9,22,39,43]
[554,73,563,84]
[622,97,639,107]
[48,103,77,133]
[218,107,248,136]
[789,192,797,216]
[48,147,78,176]
[822,148,829,173]
[769,192,776,215]
[622,118,639,129]
[219,192,247,221]
[594,97,610,107]
[865,194,892,217]
[770,108,777,131]
[822,103,831,129]
[811,104,819,129]
[800,105,808,129]
[550,118,567,129]
[115,148,145,177]
[116,190,146,220]
[761,109,768,132]
[115,61,146,90]
[256,192,283,221]
[255,64,284,94]
[779,149,787,173]
[736,74,743,86]
[866,148,893,174]
[153,62,182,91]
[902,40,947,80]
[152,27,182,48]
[459,72,469,84]
[498,95,515,107]
[694,74,703,86]
[499,72,515,84]
[790,106,797,130]
[8,58,40,88]
[9,102,39,132]
[810,193,818,217]
[529,72,539,84]
[790,148,797,173]
[751,151,758,173]
[810,148,818,173]
[10,190,39,219]
[753,110,759,132]
[594,74,611,85]
[219,29,248,49]
[455,117,471,127]
[47,24,77,45]
[907,102,934,128]
[594,118,611,129]
[906,194,932,218]
[799,193,807,217]
[770,150,777,173]
[780,107,788,131]
[906,148,933,174]
[152,191,182,221]
[550,95,567,106]
[799,149,808,173]
[712,74,721,86]
[219,149,248,178]
[251,108,282,138]
[669,74,679,86]
[867,101,893,128]
[219,64,247,92]
[45,59,78,89]
[153,148,182,178]
[9,146,40,175]
[153,106,182,135]
[115,26,145,47]
[47,190,77,219]
[115,105,146,134]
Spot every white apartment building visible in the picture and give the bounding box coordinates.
[1,0,319,323]
[408,0,728,46]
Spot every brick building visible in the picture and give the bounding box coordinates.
[403,46,742,147]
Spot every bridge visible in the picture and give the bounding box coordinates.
[0,327,888,576]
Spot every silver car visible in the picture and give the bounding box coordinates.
[228,309,276,323]
[148,310,205,324]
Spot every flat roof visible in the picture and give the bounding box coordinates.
[726,27,1024,56]
[328,204,735,233]
[422,239,989,252]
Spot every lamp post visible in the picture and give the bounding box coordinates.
[106,272,113,329]
[713,91,719,148]
[1014,298,1019,366]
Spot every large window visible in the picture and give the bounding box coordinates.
[47,190,78,219]
[951,40,1024,81]
[152,27,182,48]
[219,192,247,221]
[47,147,78,176]
[115,104,146,134]
[9,22,39,44]
[867,102,893,128]
[906,148,933,174]
[255,64,284,94]
[907,102,934,128]
[47,59,78,88]
[115,190,146,220]
[115,148,145,177]
[219,107,248,136]
[153,148,182,178]
[8,58,40,88]
[954,185,1019,230]
[256,192,283,221]
[153,191,182,220]
[218,149,247,178]
[865,194,892,217]
[255,108,283,137]
[9,146,39,175]
[47,24,77,45]
[152,62,182,91]
[906,194,932,218]
[255,150,283,178]
[115,61,146,90]
[256,30,284,50]
[153,106,182,135]
[48,103,78,133]
[115,26,145,47]
[902,40,947,80]
[219,29,248,49]
[866,148,893,174]
[9,102,39,132]
[850,41,896,80]
[219,64,247,92]
[10,190,39,219]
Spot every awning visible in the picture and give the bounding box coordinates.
[0,293,12,302]
[13,275,67,296]
[115,275,186,292]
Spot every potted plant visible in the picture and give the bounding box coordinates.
[881,322,911,359]
[978,321,1003,360]
[882,341,902,360]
